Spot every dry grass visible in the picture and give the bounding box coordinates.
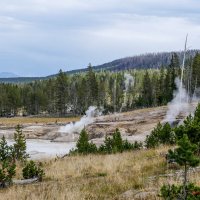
[121,106,167,116]
[0,147,171,200]
[0,117,79,125]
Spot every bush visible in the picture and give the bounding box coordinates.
[123,140,143,151]
[145,122,175,148]
[0,160,16,188]
[99,136,113,154]
[22,160,45,181]
[0,136,16,188]
[133,141,143,150]
[159,123,176,145]
[160,184,181,199]
[160,183,200,200]
[161,135,200,200]
[75,129,97,154]
[74,128,143,155]
[0,135,14,162]
[99,129,142,154]
[112,128,123,153]
[173,104,200,154]
[174,114,200,154]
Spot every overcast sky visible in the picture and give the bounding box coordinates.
[0,0,200,76]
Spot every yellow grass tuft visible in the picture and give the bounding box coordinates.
[0,117,79,126]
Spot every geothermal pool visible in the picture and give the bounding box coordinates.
[7,139,76,160]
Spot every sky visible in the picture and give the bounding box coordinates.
[0,0,200,77]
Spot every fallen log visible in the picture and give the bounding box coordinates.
[13,177,39,185]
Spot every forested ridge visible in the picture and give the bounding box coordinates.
[0,52,200,117]
[0,50,199,84]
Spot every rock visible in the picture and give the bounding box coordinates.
[119,189,135,199]
[133,190,157,199]
[119,189,157,200]
[13,177,39,185]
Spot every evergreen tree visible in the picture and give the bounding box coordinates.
[145,122,175,148]
[166,53,179,102]
[22,160,45,181]
[167,134,200,200]
[191,53,200,94]
[55,69,69,116]
[145,123,162,148]
[164,69,171,103]
[158,67,166,104]
[175,111,200,153]
[0,136,16,188]
[0,136,13,162]
[113,128,123,152]
[13,125,28,161]
[77,77,88,114]
[99,136,113,154]
[76,129,97,154]
[86,64,98,105]
[0,160,16,188]
[194,103,200,123]
[141,71,153,107]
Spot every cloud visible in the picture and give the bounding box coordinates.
[0,0,199,76]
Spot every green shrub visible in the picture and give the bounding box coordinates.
[174,114,200,154]
[22,160,45,181]
[159,123,176,145]
[133,141,143,150]
[145,123,161,148]
[99,136,113,154]
[112,128,123,153]
[160,183,200,200]
[0,135,14,162]
[75,129,97,154]
[74,128,143,155]
[0,160,16,188]
[122,140,143,151]
[173,104,200,154]
[99,129,142,154]
[145,122,175,148]
[160,184,181,199]
[161,135,200,200]
[194,103,200,123]
[0,136,16,188]
[122,139,134,150]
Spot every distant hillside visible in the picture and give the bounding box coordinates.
[51,49,199,75]
[92,49,199,71]
[0,77,45,83]
[0,72,19,78]
[0,49,199,83]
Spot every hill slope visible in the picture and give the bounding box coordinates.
[0,49,199,83]
[0,72,19,78]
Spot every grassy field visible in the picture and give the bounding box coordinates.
[0,147,171,200]
[0,117,80,125]
[1,146,200,199]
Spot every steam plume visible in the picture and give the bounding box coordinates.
[59,106,102,134]
[164,77,196,123]
[121,73,134,110]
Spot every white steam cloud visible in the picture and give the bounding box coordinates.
[124,73,134,92]
[121,73,134,110]
[164,77,197,123]
[59,106,102,134]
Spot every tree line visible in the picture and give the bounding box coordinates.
[0,53,200,117]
